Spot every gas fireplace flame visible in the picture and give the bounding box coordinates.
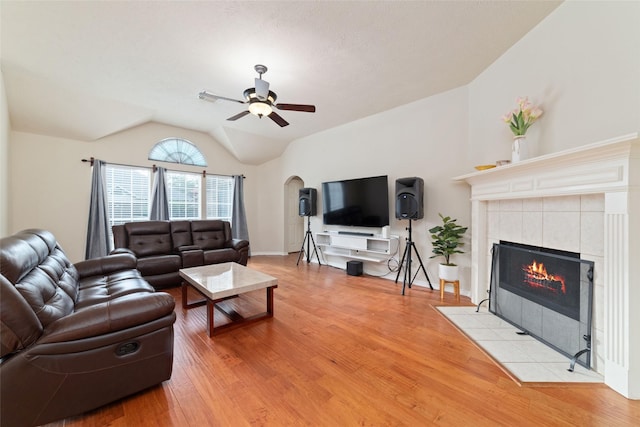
[523,260,566,294]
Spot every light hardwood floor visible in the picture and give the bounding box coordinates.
[49,254,639,426]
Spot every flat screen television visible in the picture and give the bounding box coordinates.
[322,175,389,228]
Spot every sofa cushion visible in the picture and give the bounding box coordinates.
[124,221,172,257]
[136,254,182,276]
[0,230,78,329]
[76,269,155,309]
[203,248,240,264]
[193,231,226,250]
[1,275,43,357]
[170,221,192,249]
[191,220,229,250]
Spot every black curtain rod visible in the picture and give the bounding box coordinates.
[81,157,244,179]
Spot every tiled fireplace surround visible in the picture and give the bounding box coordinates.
[454,133,639,399]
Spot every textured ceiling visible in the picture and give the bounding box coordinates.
[1,1,561,164]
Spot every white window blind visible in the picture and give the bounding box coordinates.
[206,175,234,222]
[166,171,201,220]
[104,165,151,242]
[148,138,207,167]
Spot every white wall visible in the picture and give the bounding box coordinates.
[468,1,640,164]
[263,86,473,288]
[0,69,9,236]
[9,123,257,262]
[250,155,286,255]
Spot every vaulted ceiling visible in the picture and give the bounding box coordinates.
[1,1,561,164]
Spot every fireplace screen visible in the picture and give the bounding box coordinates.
[489,242,594,369]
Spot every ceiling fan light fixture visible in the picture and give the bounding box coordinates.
[248,101,273,117]
[202,65,315,126]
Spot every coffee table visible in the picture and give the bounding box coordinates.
[179,262,278,337]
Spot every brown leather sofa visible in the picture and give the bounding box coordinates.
[0,229,176,427]
[112,220,250,289]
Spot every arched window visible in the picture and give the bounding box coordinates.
[148,138,207,167]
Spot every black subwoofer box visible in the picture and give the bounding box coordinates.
[346,260,363,276]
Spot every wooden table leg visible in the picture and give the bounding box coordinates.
[182,282,189,309]
[207,299,215,337]
[182,281,207,309]
[267,286,275,316]
[202,285,277,337]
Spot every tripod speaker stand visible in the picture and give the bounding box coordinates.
[297,215,322,266]
[394,219,433,295]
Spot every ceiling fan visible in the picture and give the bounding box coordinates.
[199,64,316,127]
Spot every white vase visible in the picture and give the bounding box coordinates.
[438,264,459,281]
[512,135,528,163]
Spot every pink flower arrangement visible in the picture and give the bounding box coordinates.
[502,97,543,136]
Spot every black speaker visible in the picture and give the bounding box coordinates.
[395,177,424,219]
[299,188,317,216]
[346,260,363,276]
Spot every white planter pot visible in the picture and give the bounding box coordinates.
[439,264,459,281]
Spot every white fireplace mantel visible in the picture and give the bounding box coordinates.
[453,132,639,399]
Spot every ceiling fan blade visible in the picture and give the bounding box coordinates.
[255,78,270,101]
[199,90,245,104]
[268,111,289,127]
[275,103,316,113]
[227,111,251,121]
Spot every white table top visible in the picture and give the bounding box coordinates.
[179,262,277,300]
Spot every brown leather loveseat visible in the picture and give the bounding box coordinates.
[112,220,249,289]
[0,229,176,427]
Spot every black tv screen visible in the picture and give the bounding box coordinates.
[322,175,389,227]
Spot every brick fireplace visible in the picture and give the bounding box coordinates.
[454,133,639,399]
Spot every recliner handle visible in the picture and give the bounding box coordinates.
[115,341,140,356]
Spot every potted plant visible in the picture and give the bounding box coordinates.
[428,213,468,281]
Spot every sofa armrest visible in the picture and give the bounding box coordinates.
[177,246,204,268]
[176,245,200,252]
[38,293,175,344]
[74,252,138,278]
[230,239,249,251]
[110,247,136,256]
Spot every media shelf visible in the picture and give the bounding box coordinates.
[316,232,399,263]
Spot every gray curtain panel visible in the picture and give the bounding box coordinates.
[150,167,170,220]
[232,175,250,254]
[85,159,110,259]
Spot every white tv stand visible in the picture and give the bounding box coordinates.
[316,232,399,263]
